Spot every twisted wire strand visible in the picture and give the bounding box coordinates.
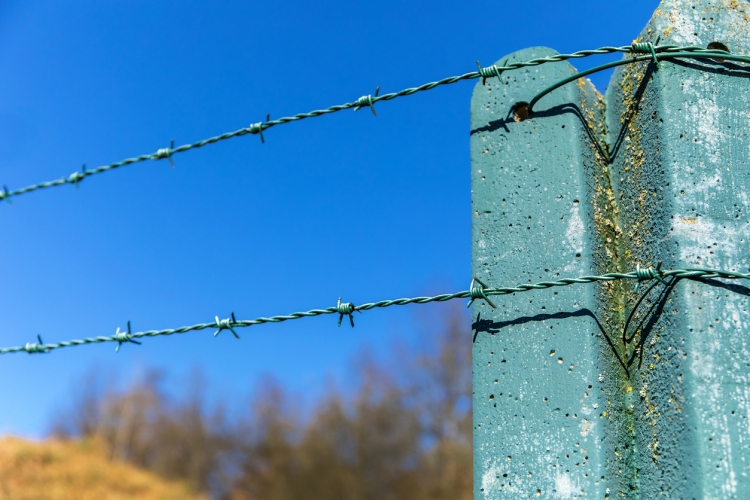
[528,48,745,113]
[2,267,746,355]
[0,44,719,205]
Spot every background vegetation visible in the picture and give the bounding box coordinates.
[32,308,472,499]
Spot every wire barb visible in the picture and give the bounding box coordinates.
[24,335,49,354]
[622,265,671,346]
[214,312,240,339]
[631,40,660,67]
[249,114,270,144]
[68,164,87,189]
[476,59,506,85]
[337,298,358,327]
[467,276,497,309]
[0,185,10,204]
[634,263,665,292]
[114,321,141,352]
[354,87,380,116]
[154,140,176,167]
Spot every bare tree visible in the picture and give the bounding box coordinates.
[55,368,231,497]
[230,306,472,500]
[53,308,472,500]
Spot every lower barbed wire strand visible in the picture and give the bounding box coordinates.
[0,44,723,205]
[2,267,748,355]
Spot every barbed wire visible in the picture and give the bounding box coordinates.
[0,44,726,205]
[529,47,749,112]
[4,266,746,356]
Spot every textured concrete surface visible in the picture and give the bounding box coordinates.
[470,47,608,498]
[471,1,750,498]
[603,1,750,497]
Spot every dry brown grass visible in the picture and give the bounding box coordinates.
[0,437,206,500]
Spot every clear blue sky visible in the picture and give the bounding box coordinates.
[0,0,663,437]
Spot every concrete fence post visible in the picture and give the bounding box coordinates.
[470,47,609,497]
[603,1,750,497]
[471,1,750,498]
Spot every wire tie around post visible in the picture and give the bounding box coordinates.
[631,41,660,68]
[0,185,11,204]
[114,320,141,352]
[214,312,240,339]
[154,140,175,167]
[467,276,496,309]
[24,335,49,354]
[68,164,86,189]
[354,86,380,116]
[476,59,506,85]
[634,262,665,292]
[337,298,359,327]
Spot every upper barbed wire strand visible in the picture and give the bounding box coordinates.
[2,267,746,355]
[0,45,720,204]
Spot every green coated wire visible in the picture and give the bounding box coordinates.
[0,44,721,205]
[528,47,747,113]
[3,266,746,356]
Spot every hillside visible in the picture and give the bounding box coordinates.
[0,437,205,500]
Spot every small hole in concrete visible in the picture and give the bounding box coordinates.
[707,42,729,62]
[513,102,529,122]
